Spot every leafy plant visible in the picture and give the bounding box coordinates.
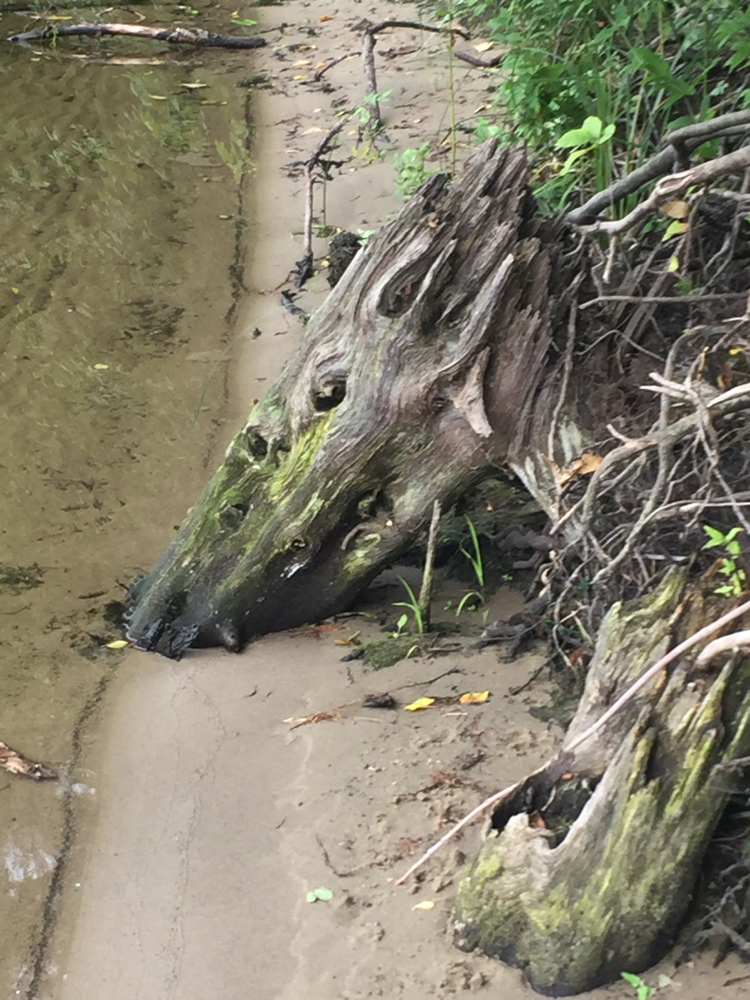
[457,0,750,212]
[621,972,655,1000]
[702,524,747,597]
[393,142,433,198]
[455,516,485,616]
[394,576,425,633]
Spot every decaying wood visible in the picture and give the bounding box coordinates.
[8,22,265,48]
[126,142,572,656]
[453,578,750,994]
[0,740,56,780]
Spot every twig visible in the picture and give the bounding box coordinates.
[453,47,503,68]
[580,293,749,310]
[395,597,750,885]
[313,50,362,82]
[302,118,349,266]
[418,500,442,630]
[696,630,750,667]
[8,22,265,47]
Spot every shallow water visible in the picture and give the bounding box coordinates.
[0,6,262,991]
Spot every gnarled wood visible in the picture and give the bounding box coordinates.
[453,576,750,995]
[126,143,572,656]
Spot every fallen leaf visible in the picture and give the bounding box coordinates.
[667,255,680,272]
[293,74,308,80]
[292,58,312,67]
[148,94,168,100]
[404,697,435,712]
[473,39,495,51]
[93,363,109,370]
[528,811,547,829]
[319,14,335,21]
[200,99,219,105]
[181,81,208,89]
[458,690,491,704]
[11,287,19,294]
[577,451,603,474]
[661,199,690,219]
[549,451,603,486]
[303,126,328,134]
[106,639,130,649]
[413,900,435,910]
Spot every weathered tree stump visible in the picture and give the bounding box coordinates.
[126,143,576,656]
[121,128,750,993]
[454,574,750,994]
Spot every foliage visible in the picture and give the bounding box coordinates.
[393,142,433,198]
[449,0,750,212]
[394,576,425,633]
[702,525,747,597]
[620,972,655,1000]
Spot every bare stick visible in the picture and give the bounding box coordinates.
[313,50,361,82]
[696,630,750,667]
[418,500,442,629]
[453,47,503,68]
[395,596,750,885]
[8,21,265,47]
[580,292,748,310]
[302,119,348,265]
[361,28,382,134]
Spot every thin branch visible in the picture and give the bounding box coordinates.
[418,500,442,629]
[396,597,750,885]
[313,50,362,82]
[580,292,749,310]
[302,118,349,264]
[8,21,265,47]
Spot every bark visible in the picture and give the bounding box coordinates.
[126,143,574,656]
[453,574,750,995]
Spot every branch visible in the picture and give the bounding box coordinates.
[395,596,750,885]
[566,110,750,225]
[8,21,266,47]
[578,146,750,237]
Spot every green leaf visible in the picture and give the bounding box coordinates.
[581,115,603,141]
[556,127,593,148]
[621,972,641,988]
[663,219,688,242]
[702,525,725,548]
[232,17,257,25]
[307,886,333,902]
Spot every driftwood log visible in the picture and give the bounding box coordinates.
[8,23,265,48]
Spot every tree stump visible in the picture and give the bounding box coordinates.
[454,574,750,995]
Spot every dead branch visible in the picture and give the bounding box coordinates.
[396,596,750,885]
[302,117,349,268]
[8,21,265,47]
[578,146,750,237]
[313,50,362,82]
[418,500,442,628]
[567,110,750,225]
[453,47,503,68]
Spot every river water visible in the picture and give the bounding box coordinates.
[0,7,259,991]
